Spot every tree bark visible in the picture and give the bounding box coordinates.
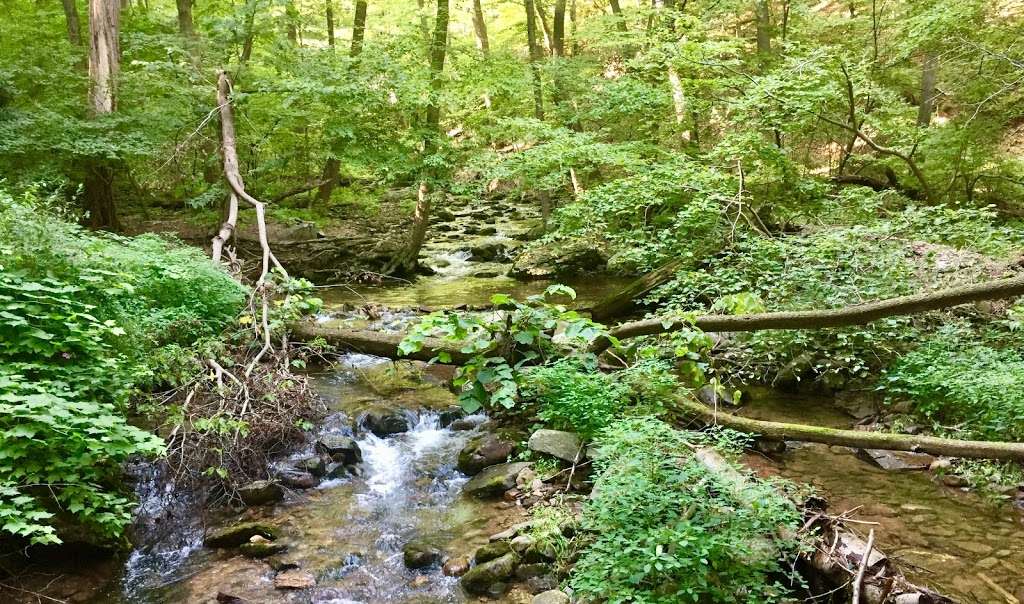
[525,0,545,120]
[285,0,299,44]
[552,0,566,57]
[175,0,193,36]
[595,274,1024,348]
[754,0,770,54]
[917,51,937,127]
[316,158,341,203]
[291,322,471,364]
[62,0,82,44]
[387,0,448,275]
[590,257,687,321]
[84,0,120,230]
[608,0,627,32]
[350,0,367,56]
[240,2,256,63]
[534,0,554,54]
[674,395,1024,461]
[471,0,488,56]
[325,0,335,47]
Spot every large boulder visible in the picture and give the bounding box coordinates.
[510,240,607,280]
[470,241,509,262]
[460,553,518,595]
[458,434,515,475]
[474,540,512,565]
[295,455,327,477]
[463,462,531,498]
[316,434,363,465]
[239,536,288,558]
[238,480,284,506]
[204,522,280,548]
[533,590,570,604]
[528,430,583,463]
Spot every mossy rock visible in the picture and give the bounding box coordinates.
[239,540,288,558]
[463,462,531,498]
[460,552,518,595]
[474,540,512,565]
[204,522,280,548]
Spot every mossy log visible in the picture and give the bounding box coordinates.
[593,274,1024,352]
[673,395,1024,461]
[291,321,471,364]
[589,257,687,322]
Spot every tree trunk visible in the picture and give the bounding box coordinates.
[62,0,82,44]
[351,0,367,56]
[590,257,687,321]
[525,0,545,120]
[917,51,937,127]
[83,161,118,230]
[535,0,553,55]
[593,274,1024,349]
[325,0,335,47]
[608,0,627,32]
[285,0,299,44]
[316,157,341,204]
[291,322,471,364]
[84,0,120,230]
[240,3,256,63]
[569,0,578,54]
[175,0,193,36]
[388,0,448,276]
[754,0,770,54]
[673,395,1024,461]
[471,0,488,55]
[552,0,565,57]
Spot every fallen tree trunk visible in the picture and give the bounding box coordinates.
[694,447,953,604]
[595,274,1024,351]
[291,321,470,364]
[589,257,687,322]
[674,395,1024,461]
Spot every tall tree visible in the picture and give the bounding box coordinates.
[175,0,194,36]
[389,0,449,274]
[534,0,554,54]
[285,0,299,44]
[239,0,257,63]
[351,0,367,56]
[525,0,545,119]
[471,0,489,55]
[552,0,565,56]
[917,52,937,127]
[85,0,119,229]
[325,0,335,47]
[754,0,771,54]
[62,0,82,44]
[608,0,627,33]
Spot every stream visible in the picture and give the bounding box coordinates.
[19,201,1022,604]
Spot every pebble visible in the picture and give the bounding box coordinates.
[957,541,994,556]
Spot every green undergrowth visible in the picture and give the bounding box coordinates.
[0,188,246,546]
[570,417,804,603]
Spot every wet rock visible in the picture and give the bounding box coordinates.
[490,521,533,542]
[532,590,570,604]
[957,541,994,556]
[526,574,559,593]
[833,391,879,420]
[363,410,410,436]
[443,556,471,577]
[450,416,485,431]
[324,462,353,479]
[403,540,442,569]
[473,270,501,278]
[238,480,284,506]
[478,226,498,236]
[510,534,535,554]
[296,456,327,477]
[316,434,363,465]
[216,593,251,604]
[460,553,518,595]
[941,474,969,488]
[439,406,465,427]
[510,241,607,280]
[266,556,300,572]
[528,430,583,463]
[204,522,280,548]
[274,569,316,590]
[857,449,934,471]
[463,462,532,498]
[470,242,508,262]
[458,434,515,475]
[474,540,512,564]
[239,535,288,558]
[278,470,319,490]
[434,209,456,222]
[753,438,786,455]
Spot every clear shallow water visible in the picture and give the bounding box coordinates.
[738,389,1024,602]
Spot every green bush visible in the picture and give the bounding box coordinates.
[0,189,246,545]
[571,418,802,603]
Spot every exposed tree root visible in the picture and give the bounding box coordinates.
[593,273,1024,352]
[674,395,1024,461]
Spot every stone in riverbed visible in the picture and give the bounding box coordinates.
[278,470,319,489]
[274,569,316,590]
[439,406,465,427]
[460,553,518,595]
[443,556,471,577]
[532,590,570,604]
[469,241,508,262]
[204,522,280,548]
[316,434,362,465]
[238,480,284,506]
[458,434,515,475]
[363,410,410,436]
[463,462,531,498]
[239,536,288,558]
[856,449,934,471]
[528,430,583,463]
[526,574,559,593]
[474,540,512,564]
[295,455,327,476]
[403,540,442,569]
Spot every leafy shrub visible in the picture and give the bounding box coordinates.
[571,418,802,603]
[883,329,1024,441]
[0,189,246,545]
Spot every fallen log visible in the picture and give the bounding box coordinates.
[589,257,687,322]
[673,395,1024,461]
[694,447,954,604]
[593,273,1024,352]
[291,321,471,364]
